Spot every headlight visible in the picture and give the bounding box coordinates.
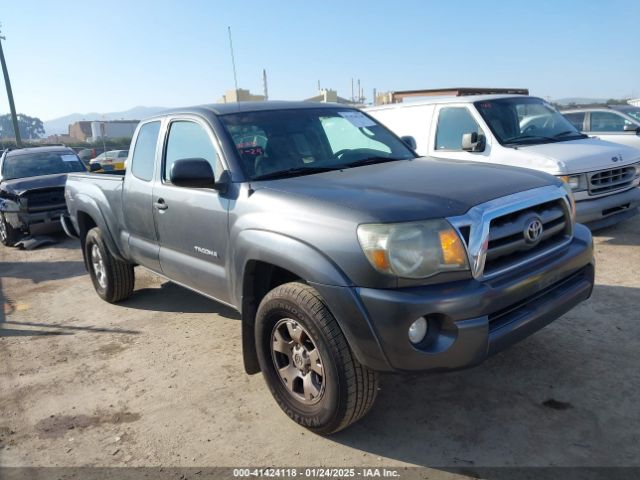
[357,219,469,278]
[558,174,584,191]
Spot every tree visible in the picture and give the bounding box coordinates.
[0,113,45,139]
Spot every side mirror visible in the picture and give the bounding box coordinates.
[462,132,486,152]
[170,158,217,189]
[622,124,640,133]
[400,135,417,150]
[89,163,102,172]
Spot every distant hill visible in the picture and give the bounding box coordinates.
[44,106,168,135]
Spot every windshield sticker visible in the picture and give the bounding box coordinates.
[61,155,79,162]
[338,111,377,128]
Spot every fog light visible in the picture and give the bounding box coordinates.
[408,317,428,344]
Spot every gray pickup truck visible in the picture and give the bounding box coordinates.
[64,102,595,434]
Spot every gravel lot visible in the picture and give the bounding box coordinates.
[1,216,639,476]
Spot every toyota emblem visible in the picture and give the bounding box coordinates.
[524,217,544,244]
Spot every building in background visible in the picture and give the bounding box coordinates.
[68,120,139,142]
[629,99,640,107]
[218,88,265,103]
[68,121,93,142]
[304,88,353,104]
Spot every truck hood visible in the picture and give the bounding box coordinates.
[0,173,69,196]
[256,157,557,222]
[503,137,640,175]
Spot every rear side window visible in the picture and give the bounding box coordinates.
[563,112,586,131]
[435,107,483,150]
[130,121,161,181]
[164,121,221,182]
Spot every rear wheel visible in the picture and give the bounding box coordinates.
[85,227,135,303]
[0,213,21,247]
[255,282,378,435]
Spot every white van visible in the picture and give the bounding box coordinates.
[366,95,640,229]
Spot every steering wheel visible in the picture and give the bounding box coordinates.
[333,149,352,159]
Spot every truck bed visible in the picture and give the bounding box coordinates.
[65,172,126,241]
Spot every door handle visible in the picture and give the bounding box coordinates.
[154,199,168,210]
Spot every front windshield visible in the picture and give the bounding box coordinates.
[475,97,585,146]
[622,107,640,122]
[1,151,86,180]
[219,108,416,180]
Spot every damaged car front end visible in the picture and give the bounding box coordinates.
[0,147,86,246]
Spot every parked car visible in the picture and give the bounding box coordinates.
[89,150,128,171]
[77,147,108,166]
[0,146,87,246]
[366,95,640,230]
[561,105,640,149]
[64,102,594,434]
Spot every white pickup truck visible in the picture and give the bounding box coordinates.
[367,95,640,229]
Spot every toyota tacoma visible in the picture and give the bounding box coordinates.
[64,102,595,434]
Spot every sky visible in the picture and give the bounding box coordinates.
[1,0,639,122]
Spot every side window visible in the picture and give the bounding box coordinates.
[435,107,483,150]
[130,121,161,181]
[563,112,586,131]
[590,111,632,132]
[164,121,221,183]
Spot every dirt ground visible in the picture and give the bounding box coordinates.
[1,216,639,476]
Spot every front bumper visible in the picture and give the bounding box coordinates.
[575,186,640,229]
[329,224,594,373]
[4,207,67,232]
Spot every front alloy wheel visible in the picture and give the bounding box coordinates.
[256,282,378,435]
[271,318,325,404]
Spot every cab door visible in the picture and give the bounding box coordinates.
[428,104,493,163]
[151,116,231,304]
[123,120,162,271]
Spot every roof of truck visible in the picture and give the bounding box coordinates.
[365,94,530,112]
[150,101,350,119]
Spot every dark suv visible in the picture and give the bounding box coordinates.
[0,146,87,245]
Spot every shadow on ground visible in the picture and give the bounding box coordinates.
[0,261,86,282]
[591,213,639,246]
[123,281,240,320]
[328,284,640,468]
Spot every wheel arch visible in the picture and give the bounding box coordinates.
[232,229,382,375]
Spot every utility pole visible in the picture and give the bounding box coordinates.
[262,69,268,101]
[0,24,22,147]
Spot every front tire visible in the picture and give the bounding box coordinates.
[85,227,134,303]
[0,213,21,247]
[255,282,378,435]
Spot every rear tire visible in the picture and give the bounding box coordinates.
[0,213,21,247]
[85,227,134,303]
[255,282,378,435]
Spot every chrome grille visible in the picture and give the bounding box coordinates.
[588,166,635,195]
[483,200,571,277]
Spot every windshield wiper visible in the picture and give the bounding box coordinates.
[553,130,587,139]
[344,156,406,168]
[503,134,557,144]
[252,166,340,181]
